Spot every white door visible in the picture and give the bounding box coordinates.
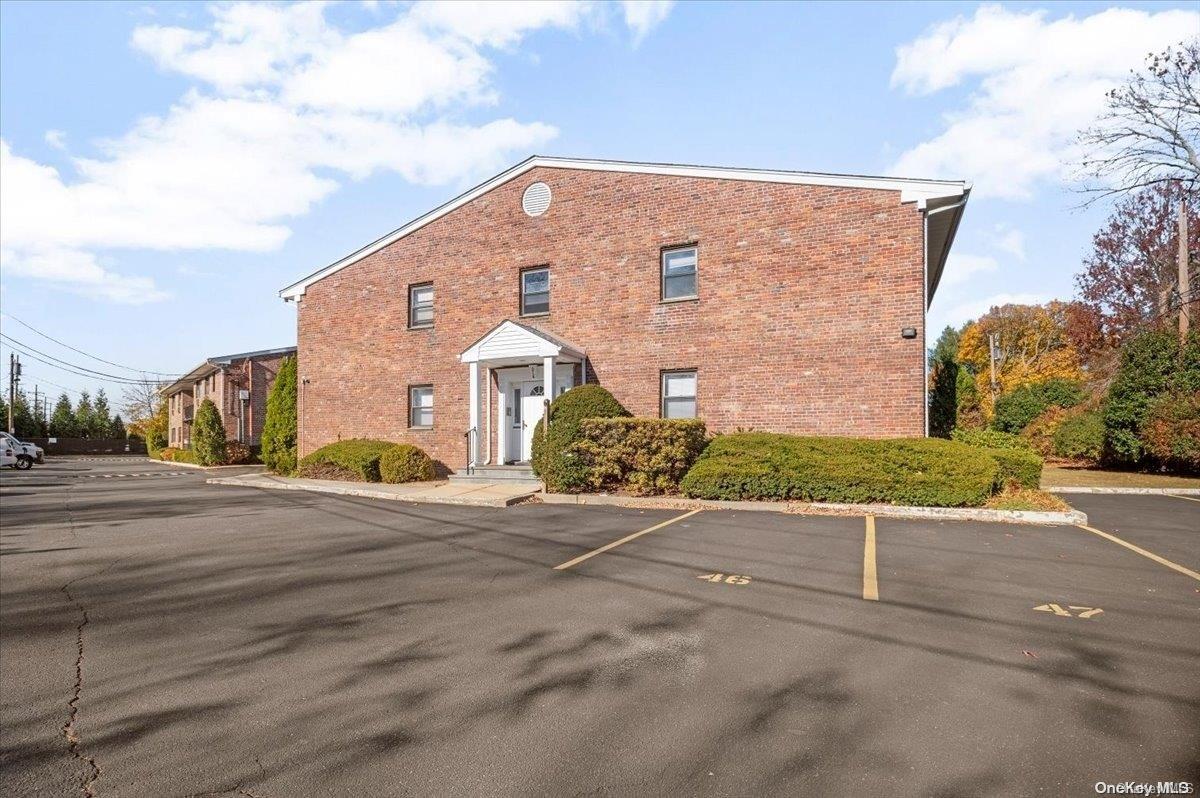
[519,382,546,461]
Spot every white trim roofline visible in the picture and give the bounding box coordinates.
[279,155,970,300]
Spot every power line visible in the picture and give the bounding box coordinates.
[0,337,163,386]
[0,312,181,377]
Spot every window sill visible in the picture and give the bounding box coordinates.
[408,324,434,331]
[519,311,551,318]
[660,296,699,305]
[408,426,434,431]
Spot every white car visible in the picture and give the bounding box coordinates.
[0,432,43,469]
[0,442,16,469]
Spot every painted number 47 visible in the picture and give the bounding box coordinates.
[1033,603,1103,619]
[697,573,751,585]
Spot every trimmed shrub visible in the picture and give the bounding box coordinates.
[951,428,1034,451]
[380,444,436,483]
[1053,411,1104,463]
[992,378,1084,433]
[298,439,394,482]
[1104,330,1199,467]
[679,433,999,507]
[1020,406,1070,456]
[156,447,197,464]
[573,418,708,495]
[986,446,1043,490]
[191,399,227,466]
[261,356,298,474]
[1142,391,1200,473]
[223,440,254,465]
[531,385,630,492]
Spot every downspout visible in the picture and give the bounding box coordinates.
[922,197,968,438]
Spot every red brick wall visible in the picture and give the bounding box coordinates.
[295,167,927,470]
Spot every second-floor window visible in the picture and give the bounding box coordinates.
[521,267,550,315]
[661,245,698,300]
[409,283,434,328]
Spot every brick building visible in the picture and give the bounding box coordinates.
[280,157,969,473]
[162,347,295,449]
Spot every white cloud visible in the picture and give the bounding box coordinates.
[940,252,999,288]
[989,223,1025,261]
[621,1,674,44]
[889,5,1199,198]
[0,247,169,304]
[410,1,592,48]
[931,291,1052,331]
[44,130,67,150]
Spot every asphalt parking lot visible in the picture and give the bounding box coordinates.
[1,458,1197,797]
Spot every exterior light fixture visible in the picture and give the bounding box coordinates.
[901,327,918,339]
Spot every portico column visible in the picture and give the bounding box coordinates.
[468,360,480,466]
[542,355,555,432]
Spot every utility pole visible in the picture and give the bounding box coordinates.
[33,385,39,436]
[988,332,1000,404]
[1179,198,1190,342]
[7,353,20,434]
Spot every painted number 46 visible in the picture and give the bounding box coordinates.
[1033,603,1103,619]
[697,573,751,585]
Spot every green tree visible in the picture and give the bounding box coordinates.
[92,389,113,437]
[140,400,168,455]
[10,391,40,438]
[110,415,127,440]
[73,392,94,438]
[191,398,227,466]
[928,326,960,438]
[49,394,76,437]
[261,356,298,474]
[531,384,630,492]
[1103,329,1199,466]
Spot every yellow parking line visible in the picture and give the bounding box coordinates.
[554,509,702,571]
[863,515,879,601]
[1075,524,1200,583]
[1166,494,1200,504]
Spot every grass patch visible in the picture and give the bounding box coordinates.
[984,487,1071,512]
[1041,465,1200,489]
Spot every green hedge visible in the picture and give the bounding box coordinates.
[298,439,394,482]
[1142,392,1200,473]
[531,385,630,492]
[951,427,1034,451]
[986,446,1042,490]
[992,378,1085,434]
[1053,411,1104,462]
[680,433,1000,507]
[380,444,436,483]
[573,418,708,494]
[156,447,197,464]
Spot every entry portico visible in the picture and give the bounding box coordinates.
[460,320,585,467]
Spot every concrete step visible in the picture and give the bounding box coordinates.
[447,474,543,489]
[455,464,537,480]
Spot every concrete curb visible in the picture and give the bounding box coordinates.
[1048,486,1200,495]
[163,461,267,473]
[538,492,1087,526]
[206,474,535,508]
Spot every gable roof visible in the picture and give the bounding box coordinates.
[159,346,296,396]
[279,155,970,302]
[460,319,585,365]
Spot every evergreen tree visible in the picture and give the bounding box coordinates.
[110,415,127,440]
[10,391,39,438]
[92,389,113,437]
[49,394,76,437]
[928,326,961,438]
[261,356,298,474]
[73,392,94,438]
[191,398,227,466]
[0,395,7,432]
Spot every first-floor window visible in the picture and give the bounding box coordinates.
[661,370,697,419]
[409,385,433,428]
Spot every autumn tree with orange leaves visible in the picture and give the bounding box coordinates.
[957,302,1085,419]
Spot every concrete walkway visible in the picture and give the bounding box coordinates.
[205,472,538,507]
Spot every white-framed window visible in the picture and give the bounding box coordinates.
[661,370,697,419]
[409,385,433,428]
[409,283,434,328]
[521,267,550,315]
[661,245,697,300]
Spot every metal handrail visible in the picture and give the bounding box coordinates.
[464,427,477,475]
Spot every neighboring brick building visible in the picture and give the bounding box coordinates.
[280,157,969,472]
[162,347,295,449]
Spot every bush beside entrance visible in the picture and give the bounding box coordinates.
[574,418,707,494]
[531,385,630,492]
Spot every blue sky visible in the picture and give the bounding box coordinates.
[1,0,1197,406]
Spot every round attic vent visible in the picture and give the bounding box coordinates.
[522,182,552,217]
